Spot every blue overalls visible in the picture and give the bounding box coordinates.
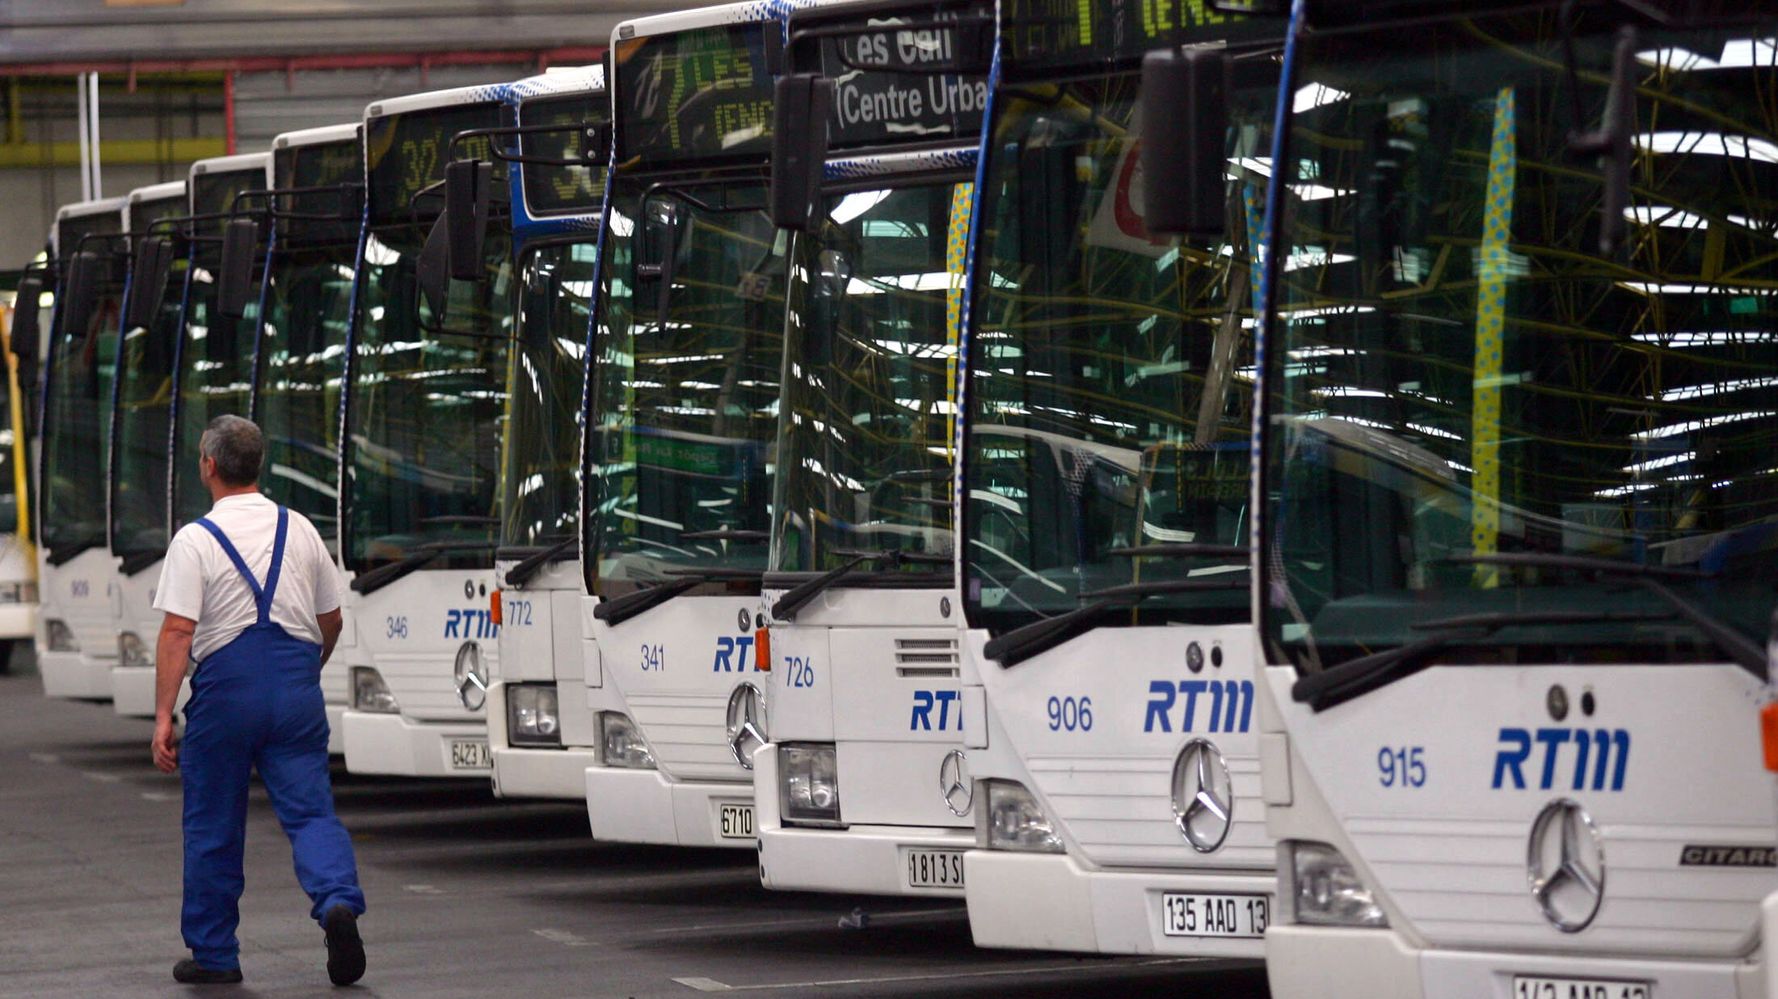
[181,507,365,971]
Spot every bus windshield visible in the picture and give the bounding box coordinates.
[110,197,190,561]
[501,239,595,549]
[771,178,972,575]
[345,102,512,574]
[256,139,362,551]
[172,169,268,531]
[1261,10,1778,674]
[584,176,786,591]
[962,72,1270,635]
[42,212,124,558]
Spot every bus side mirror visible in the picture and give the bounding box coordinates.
[444,158,490,282]
[59,250,102,338]
[123,236,174,332]
[635,202,681,323]
[1568,25,1637,256]
[217,218,260,319]
[417,213,451,323]
[1140,46,1228,238]
[10,274,43,353]
[769,74,834,231]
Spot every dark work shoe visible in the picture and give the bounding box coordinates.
[172,959,243,985]
[322,905,366,986]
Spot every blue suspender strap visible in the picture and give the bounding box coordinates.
[195,517,266,619]
[262,507,289,615]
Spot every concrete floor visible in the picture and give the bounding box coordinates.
[0,665,1269,998]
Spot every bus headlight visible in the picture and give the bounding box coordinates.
[779,743,841,826]
[599,712,655,769]
[0,581,35,603]
[1288,841,1388,928]
[118,631,149,667]
[508,684,561,747]
[46,618,78,652]
[351,667,399,713]
[984,780,1063,853]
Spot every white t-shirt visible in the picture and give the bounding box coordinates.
[153,493,342,663]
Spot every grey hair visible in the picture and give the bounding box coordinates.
[200,414,264,487]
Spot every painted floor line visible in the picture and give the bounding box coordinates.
[671,957,1204,992]
[640,906,963,937]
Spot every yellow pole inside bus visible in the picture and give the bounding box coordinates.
[1,303,32,559]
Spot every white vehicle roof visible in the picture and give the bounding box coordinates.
[56,197,129,222]
[125,181,188,234]
[612,0,789,49]
[366,80,511,122]
[190,150,272,188]
[511,64,605,102]
[274,122,358,152]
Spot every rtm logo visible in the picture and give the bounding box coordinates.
[1143,680,1253,733]
[911,690,962,731]
[1492,727,1630,792]
[713,636,763,672]
[444,608,498,639]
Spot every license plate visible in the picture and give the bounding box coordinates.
[904,848,965,889]
[1159,892,1269,938]
[718,803,754,839]
[449,740,491,770]
[1513,977,1650,999]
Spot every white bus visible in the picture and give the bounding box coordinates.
[107,178,190,716]
[476,66,612,799]
[753,0,990,896]
[338,83,517,778]
[579,1,793,848]
[36,196,127,700]
[1213,2,1778,996]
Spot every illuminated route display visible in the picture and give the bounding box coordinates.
[798,0,990,149]
[1002,0,1260,70]
[275,135,361,247]
[517,93,609,215]
[365,102,503,225]
[613,21,776,166]
[192,166,268,239]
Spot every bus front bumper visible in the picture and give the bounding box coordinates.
[1265,925,1762,999]
[965,849,1270,958]
[37,650,112,699]
[490,745,597,800]
[583,764,754,848]
[341,709,490,778]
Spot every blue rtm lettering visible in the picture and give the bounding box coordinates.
[711,636,761,671]
[1492,727,1630,791]
[911,690,962,731]
[443,608,498,639]
[1142,679,1254,733]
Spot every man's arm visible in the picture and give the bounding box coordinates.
[318,608,343,667]
[151,613,196,773]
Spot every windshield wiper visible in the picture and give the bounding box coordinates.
[1449,551,1764,676]
[1292,609,1680,712]
[503,536,577,588]
[593,566,766,627]
[1107,543,1248,560]
[985,578,1247,669]
[770,548,951,621]
[681,529,769,542]
[46,535,106,567]
[119,548,167,577]
[351,540,499,596]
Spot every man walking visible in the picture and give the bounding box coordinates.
[150,414,367,986]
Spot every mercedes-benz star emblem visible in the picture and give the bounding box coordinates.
[1527,798,1605,932]
[454,641,487,711]
[725,683,768,769]
[938,749,972,816]
[1170,739,1233,852]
